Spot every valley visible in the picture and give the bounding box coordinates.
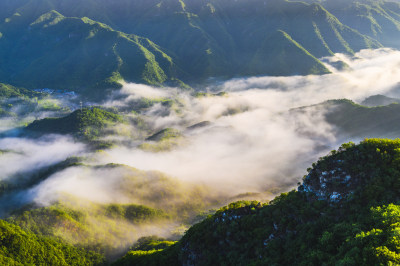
[1,0,400,265]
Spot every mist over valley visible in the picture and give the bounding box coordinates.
[1,0,400,265]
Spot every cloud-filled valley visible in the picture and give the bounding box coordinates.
[95,48,400,193]
[2,48,400,256]
[2,48,400,204]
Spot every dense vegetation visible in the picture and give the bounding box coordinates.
[0,10,182,96]
[0,83,43,99]
[9,202,169,233]
[0,219,104,265]
[5,201,171,257]
[0,0,397,95]
[116,139,400,265]
[324,0,400,48]
[27,107,123,141]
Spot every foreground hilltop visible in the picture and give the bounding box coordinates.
[117,138,400,265]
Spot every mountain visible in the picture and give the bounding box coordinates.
[248,30,331,76]
[26,107,123,139]
[0,10,183,97]
[115,138,400,265]
[0,82,72,119]
[361,94,400,106]
[0,82,43,99]
[294,99,400,139]
[0,0,389,94]
[322,0,400,48]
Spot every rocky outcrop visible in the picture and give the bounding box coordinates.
[299,161,354,203]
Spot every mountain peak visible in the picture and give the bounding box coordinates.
[31,10,64,27]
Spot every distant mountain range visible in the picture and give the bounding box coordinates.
[0,0,399,95]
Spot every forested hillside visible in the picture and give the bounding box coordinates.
[0,10,182,96]
[0,219,104,265]
[116,139,400,265]
[1,1,400,265]
[323,0,400,48]
[0,0,397,95]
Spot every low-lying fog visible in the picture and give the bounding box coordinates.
[1,48,400,252]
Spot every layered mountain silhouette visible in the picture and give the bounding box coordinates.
[0,0,396,95]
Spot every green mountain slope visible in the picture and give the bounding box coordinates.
[111,0,379,78]
[248,30,330,76]
[26,107,123,137]
[295,99,400,139]
[0,82,43,99]
[0,0,387,92]
[0,10,181,96]
[115,139,400,265]
[0,219,104,265]
[0,82,70,119]
[283,2,380,57]
[8,203,168,237]
[323,0,400,48]
[6,202,169,257]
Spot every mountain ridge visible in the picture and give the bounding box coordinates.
[0,9,185,97]
[0,0,391,95]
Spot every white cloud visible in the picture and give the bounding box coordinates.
[91,49,400,194]
[3,48,400,209]
[0,135,85,180]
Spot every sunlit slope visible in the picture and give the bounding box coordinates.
[0,161,221,257]
[0,219,104,265]
[0,0,385,90]
[248,30,330,76]
[116,139,400,265]
[323,0,400,48]
[6,201,170,257]
[1,161,218,219]
[0,82,69,118]
[27,107,123,136]
[0,10,180,95]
